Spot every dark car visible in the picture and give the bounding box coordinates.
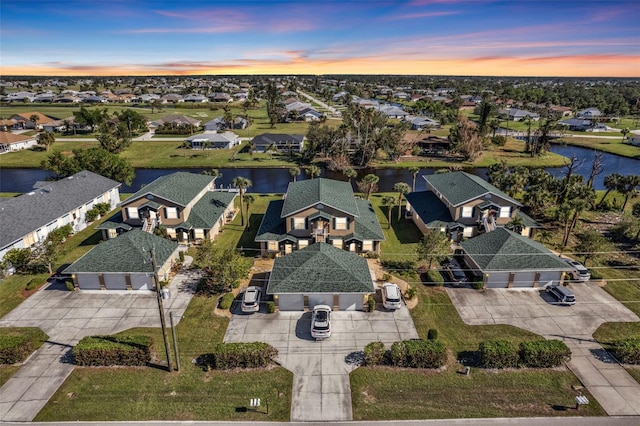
[441,259,469,285]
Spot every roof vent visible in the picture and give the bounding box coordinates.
[27,191,35,195]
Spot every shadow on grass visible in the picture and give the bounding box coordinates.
[390,215,422,244]
[236,215,262,255]
[79,230,103,246]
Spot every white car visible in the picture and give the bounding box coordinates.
[382,283,402,310]
[241,286,262,313]
[311,305,332,340]
[562,257,591,281]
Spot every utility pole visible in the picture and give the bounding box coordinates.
[151,247,173,372]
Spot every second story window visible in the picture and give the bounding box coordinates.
[127,207,139,219]
[165,207,178,219]
[499,206,511,218]
[461,206,474,218]
[334,217,347,230]
[293,217,306,230]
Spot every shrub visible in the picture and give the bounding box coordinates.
[610,337,640,364]
[405,286,417,300]
[365,252,379,259]
[0,328,47,364]
[478,340,519,368]
[519,340,571,367]
[363,341,386,366]
[390,341,408,367]
[389,339,446,368]
[266,301,276,313]
[381,260,416,278]
[85,208,100,223]
[65,281,75,291]
[197,342,278,370]
[25,278,39,291]
[590,269,603,280]
[427,329,438,340]
[425,269,444,286]
[382,272,392,282]
[73,335,153,366]
[95,202,111,215]
[471,276,484,290]
[178,251,185,262]
[367,295,376,312]
[218,293,235,310]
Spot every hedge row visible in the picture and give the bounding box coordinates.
[390,339,447,368]
[0,328,48,364]
[425,270,444,286]
[197,342,278,370]
[479,339,571,369]
[610,337,640,364]
[218,293,235,310]
[73,335,153,366]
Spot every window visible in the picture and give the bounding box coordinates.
[267,241,278,251]
[165,207,178,219]
[298,239,309,249]
[461,206,474,218]
[127,207,139,219]
[334,217,347,230]
[194,229,205,239]
[293,217,306,230]
[108,229,117,239]
[463,227,474,237]
[499,206,511,218]
[331,238,343,249]
[362,240,373,251]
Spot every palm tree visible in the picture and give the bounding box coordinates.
[598,173,624,209]
[409,167,420,192]
[621,127,630,143]
[37,131,55,151]
[361,174,379,200]
[232,177,252,226]
[619,175,640,211]
[266,142,277,160]
[179,140,191,158]
[305,165,321,179]
[536,229,553,245]
[289,166,300,182]
[381,196,396,229]
[248,141,256,160]
[507,216,525,235]
[343,168,357,184]
[29,114,40,131]
[243,194,255,230]
[202,141,212,157]
[393,182,410,220]
[632,201,640,239]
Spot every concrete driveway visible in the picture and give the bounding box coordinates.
[446,282,640,416]
[224,304,419,422]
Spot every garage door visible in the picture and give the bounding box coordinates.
[130,273,153,291]
[103,273,127,290]
[339,294,363,311]
[77,274,101,290]
[308,293,333,310]
[486,271,509,288]
[278,294,304,311]
[513,271,536,288]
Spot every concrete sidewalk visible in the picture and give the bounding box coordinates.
[0,264,198,422]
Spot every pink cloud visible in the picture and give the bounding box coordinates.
[379,10,460,21]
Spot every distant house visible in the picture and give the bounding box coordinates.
[251,133,304,152]
[408,116,440,131]
[376,104,410,119]
[41,119,68,133]
[558,118,594,131]
[114,172,236,244]
[183,94,209,103]
[0,171,121,265]
[500,109,540,122]
[160,93,184,104]
[186,131,240,149]
[405,171,539,240]
[577,107,602,118]
[9,112,56,130]
[297,107,324,122]
[0,132,37,153]
[459,228,571,288]
[628,134,640,147]
[208,92,232,103]
[150,114,201,130]
[204,116,248,131]
[255,178,385,256]
[63,230,180,291]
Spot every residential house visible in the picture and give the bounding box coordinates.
[459,228,571,288]
[628,134,640,147]
[405,171,539,240]
[577,107,602,118]
[251,133,304,152]
[63,230,180,291]
[0,171,121,264]
[204,116,248,131]
[208,92,232,103]
[297,107,324,122]
[115,172,236,244]
[183,94,209,103]
[41,119,69,133]
[500,109,540,122]
[408,116,441,131]
[160,93,184,104]
[9,112,56,130]
[150,114,201,131]
[0,132,37,153]
[267,243,375,311]
[0,119,17,132]
[185,131,240,149]
[558,118,594,131]
[255,178,385,256]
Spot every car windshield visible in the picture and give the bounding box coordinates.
[452,269,466,279]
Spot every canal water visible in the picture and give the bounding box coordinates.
[0,144,637,193]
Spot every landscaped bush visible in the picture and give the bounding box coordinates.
[178,251,185,262]
[266,301,276,313]
[73,335,153,366]
[218,293,235,310]
[363,341,386,366]
[478,340,519,368]
[85,208,100,223]
[405,286,417,300]
[427,329,438,340]
[610,337,640,364]
[470,276,484,290]
[590,269,603,280]
[367,295,376,312]
[0,328,48,364]
[519,340,571,367]
[197,342,278,370]
[381,260,417,279]
[389,339,446,369]
[425,269,444,286]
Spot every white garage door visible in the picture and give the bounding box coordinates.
[308,293,333,310]
[103,273,127,290]
[130,273,153,291]
[278,294,304,311]
[486,271,510,288]
[513,271,536,288]
[77,274,101,290]
[339,294,363,311]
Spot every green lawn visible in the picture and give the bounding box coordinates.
[556,136,640,159]
[0,327,49,387]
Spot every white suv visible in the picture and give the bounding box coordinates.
[382,283,402,310]
[562,257,591,281]
[311,305,332,340]
[241,286,262,313]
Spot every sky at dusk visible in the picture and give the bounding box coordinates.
[1,0,639,77]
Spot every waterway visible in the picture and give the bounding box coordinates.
[0,144,637,194]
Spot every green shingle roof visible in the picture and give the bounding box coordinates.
[267,243,374,294]
[95,211,132,231]
[352,199,385,240]
[460,228,571,271]
[63,230,178,273]
[183,191,236,229]
[255,199,286,241]
[516,210,542,228]
[405,191,456,229]
[281,178,359,217]
[127,172,214,207]
[425,171,521,207]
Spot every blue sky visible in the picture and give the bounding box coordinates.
[1,0,639,76]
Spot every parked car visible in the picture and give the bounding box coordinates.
[441,258,469,285]
[311,304,332,340]
[241,286,262,313]
[382,283,402,310]
[546,284,576,306]
[561,257,591,281]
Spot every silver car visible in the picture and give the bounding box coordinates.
[241,286,262,313]
[382,283,402,310]
[311,305,332,340]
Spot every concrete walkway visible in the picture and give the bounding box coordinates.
[224,304,418,422]
[0,264,198,422]
[446,283,640,416]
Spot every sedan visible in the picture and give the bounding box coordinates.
[311,305,332,340]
